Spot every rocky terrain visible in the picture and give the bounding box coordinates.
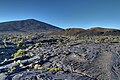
[0,33,119,80]
[0,19,120,80]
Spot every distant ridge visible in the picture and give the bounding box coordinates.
[56,27,120,36]
[87,27,119,32]
[0,19,62,32]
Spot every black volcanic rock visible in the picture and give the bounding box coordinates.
[0,19,62,32]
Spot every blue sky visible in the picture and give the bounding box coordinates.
[0,0,120,29]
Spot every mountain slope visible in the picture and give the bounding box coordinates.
[0,19,62,32]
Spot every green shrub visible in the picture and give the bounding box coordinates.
[49,68,61,71]
[14,49,26,58]
[1,52,5,54]
[8,67,16,73]
[57,39,63,44]
[3,39,7,47]
[44,67,61,71]
[35,42,41,47]
[17,41,26,47]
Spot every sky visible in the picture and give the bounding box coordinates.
[0,0,120,29]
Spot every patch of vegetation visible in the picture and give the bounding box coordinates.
[49,68,61,71]
[14,60,24,67]
[57,39,64,44]
[17,41,26,47]
[35,42,41,47]
[3,39,7,47]
[8,67,16,73]
[34,64,41,69]
[14,49,26,58]
[77,36,120,43]
[1,52,5,54]
[30,64,61,72]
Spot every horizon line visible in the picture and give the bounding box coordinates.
[0,18,119,30]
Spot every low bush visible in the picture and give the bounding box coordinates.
[14,49,26,58]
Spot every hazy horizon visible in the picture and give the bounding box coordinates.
[0,0,120,29]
